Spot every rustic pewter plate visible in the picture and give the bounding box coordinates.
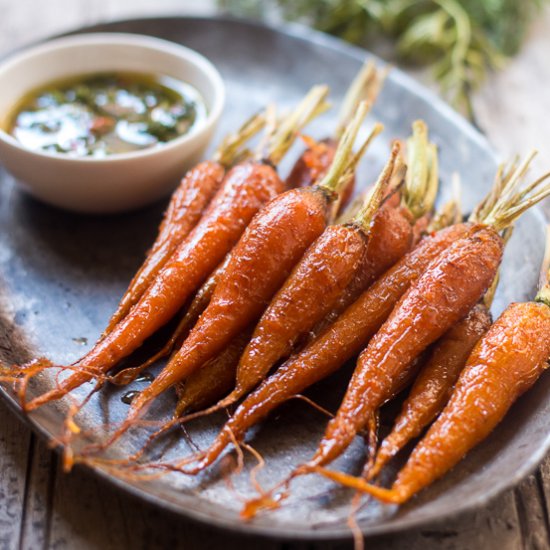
[0,16,548,542]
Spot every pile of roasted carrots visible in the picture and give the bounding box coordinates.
[6,60,550,536]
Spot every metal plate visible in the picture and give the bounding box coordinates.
[0,16,548,542]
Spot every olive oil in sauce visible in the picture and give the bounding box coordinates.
[7,72,207,157]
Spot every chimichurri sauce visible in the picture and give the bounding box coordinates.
[7,72,207,157]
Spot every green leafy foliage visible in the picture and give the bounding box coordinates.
[220,0,546,116]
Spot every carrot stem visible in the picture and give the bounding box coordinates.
[480,151,550,231]
[352,142,402,233]
[335,60,387,138]
[402,120,438,220]
[318,102,382,195]
[536,226,550,307]
[263,85,330,165]
[213,110,267,167]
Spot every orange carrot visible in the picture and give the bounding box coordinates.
[180,153,550,477]
[316,255,550,504]
[200,143,401,413]
[21,86,329,411]
[175,329,252,417]
[368,302,492,478]
[101,102,382,445]
[305,228,503,469]
[315,120,438,334]
[102,112,266,335]
[168,221,479,474]
[302,154,550,470]
[111,253,233,386]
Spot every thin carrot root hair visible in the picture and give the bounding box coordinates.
[241,441,269,498]
[312,466,402,504]
[240,470,297,520]
[15,359,111,413]
[291,394,335,419]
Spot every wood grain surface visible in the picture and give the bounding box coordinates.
[0,1,549,549]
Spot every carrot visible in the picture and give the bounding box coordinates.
[98,101,382,446]
[165,221,478,475]
[368,302,492,479]
[315,120,438,334]
[173,153,550,479]
[302,153,550,470]
[110,253,233,386]
[366,226,510,480]
[102,112,266,336]
[21,86,329,412]
[175,329,252,417]
[305,228,503,469]
[317,232,550,504]
[178,142,399,420]
[286,61,386,213]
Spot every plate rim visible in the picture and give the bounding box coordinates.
[0,13,548,542]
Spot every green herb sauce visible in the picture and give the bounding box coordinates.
[7,72,207,157]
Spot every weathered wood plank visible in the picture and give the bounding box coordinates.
[513,473,550,550]
[19,436,57,550]
[0,401,31,550]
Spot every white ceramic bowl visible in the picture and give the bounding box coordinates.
[0,33,225,213]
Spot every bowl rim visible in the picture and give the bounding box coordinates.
[0,32,225,164]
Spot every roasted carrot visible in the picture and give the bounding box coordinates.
[21,86,329,411]
[302,154,550,471]
[164,221,479,475]
[286,60,386,212]
[111,253,233,386]
[367,226,510,479]
[368,302,492,479]
[315,120,438,334]
[100,101,382,445]
[305,228,503,469]
[180,142,400,419]
[102,112,266,336]
[316,232,550,504]
[173,154,550,477]
[175,329,252,417]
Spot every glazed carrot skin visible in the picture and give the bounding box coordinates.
[229,146,402,400]
[104,161,225,334]
[309,228,503,469]
[370,303,492,478]
[183,223,478,472]
[128,185,332,412]
[25,162,285,410]
[175,330,252,416]
[234,224,366,395]
[286,137,336,189]
[286,137,354,210]
[318,205,414,331]
[110,254,233,386]
[381,301,550,503]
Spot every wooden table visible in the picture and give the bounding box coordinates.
[1,2,549,548]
